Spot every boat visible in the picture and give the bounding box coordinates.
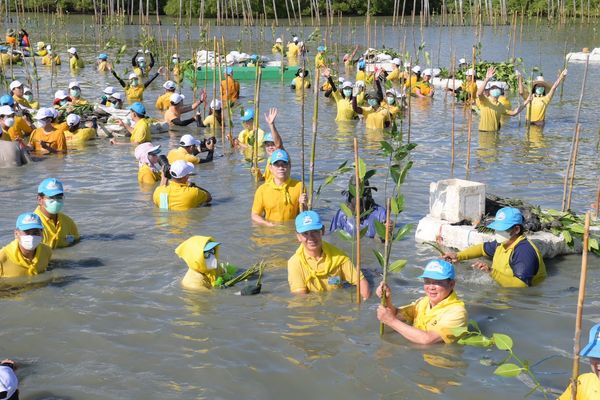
[184,65,298,82]
[566,48,600,62]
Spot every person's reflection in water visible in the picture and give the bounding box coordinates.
[525,124,546,150]
[476,130,499,164]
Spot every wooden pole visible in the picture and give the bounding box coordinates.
[379,197,392,335]
[307,66,320,209]
[354,137,362,304]
[300,55,306,192]
[252,66,263,183]
[216,41,226,151]
[595,179,600,219]
[570,212,591,400]
[212,37,218,139]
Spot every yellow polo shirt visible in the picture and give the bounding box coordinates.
[251,178,302,222]
[138,164,160,184]
[558,373,600,400]
[332,90,357,121]
[476,96,506,132]
[126,86,145,103]
[203,114,220,129]
[287,241,363,292]
[167,147,199,165]
[69,57,84,69]
[153,181,209,211]
[526,94,553,123]
[361,107,389,130]
[29,128,67,153]
[238,127,265,146]
[130,118,151,143]
[64,127,96,143]
[155,92,172,111]
[398,291,468,343]
[34,206,80,249]
[0,239,52,278]
[387,68,401,82]
[7,116,33,141]
[287,43,299,66]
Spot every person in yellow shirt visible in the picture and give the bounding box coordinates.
[34,178,80,249]
[176,237,237,290]
[354,80,367,106]
[35,41,47,56]
[29,108,67,154]
[9,80,31,108]
[0,105,16,142]
[135,142,162,185]
[198,100,223,130]
[287,210,370,298]
[68,81,88,106]
[386,58,403,83]
[381,88,404,119]
[286,37,300,66]
[110,66,163,104]
[443,207,546,288]
[155,80,177,111]
[315,45,326,69]
[272,37,284,55]
[221,67,240,103]
[0,212,52,279]
[0,95,34,142]
[63,114,96,144]
[322,68,357,122]
[413,68,435,97]
[452,68,478,103]
[376,259,468,344]
[352,80,391,130]
[497,87,512,109]
[153,160,212,211]
[290,68,311,91]
[170,54,183,84]
[97,53,110,72]
[41,48,61,66]
[23,87,39,109]
[251,107,285,182]
[476,67,531,132]
[355,59,374,84]
[112,102,151,144]
[251,149,306,226]
[167,134,215,165]
[236,108,265,147]
[518,69,567,126]
[558,323,600,400]
[163,93,203,126]
[67,47,84,70]
[404,65,420,92]
[132,50,155,77]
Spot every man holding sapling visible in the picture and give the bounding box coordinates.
[376,260,468,345]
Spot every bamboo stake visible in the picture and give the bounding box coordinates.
[212,37,217,139]
[222,36,234,148]
[354,137,362,305]
[300,53,306,192]
[307,64,320,209]
[450,55,456,176]
[252,66,263,183]
[560,40,568,101]
[216,41,226,151]
[595,179,600,219]
[570,211,591,400]
[379,197,393,335]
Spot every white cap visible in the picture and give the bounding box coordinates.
[404,62,411,68]
[355,80,365,88]
[465,68,475,76]
[385,88,396,95]
[458,58,467,64]
[163,80,176,90]
[54,90,68,100]
[534,75,545,82]
[9,80,23,90]
[292,36,299,41]
[0,105,15,116]
[68,47,77,54]
[170,160,195,178]
[275,37,283,43]
[338,77,345,83]
[35,107,55,120]
[412,66,421,74]
[137,56,145,62]
[172,53,179,59]
[179,134,201,147]
[0,365,18,400]
[23,86,32,94]
[210,99,222,110]
[68,81,80,89]
[103,86,116,95]
[111,92,124,101]
[342,81,353,89]
[46,44,52,50]
[135,143,161,160]
[422,68,432,76]
[170,93,185,105]
[128,73,138,80]
[392,57,401,65]
[66,113,81,127]
[298,41,304,48]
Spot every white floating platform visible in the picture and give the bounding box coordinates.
[415,215,581,258]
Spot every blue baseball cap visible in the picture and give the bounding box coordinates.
[486,207,523,231]
[129,102,146,116]
[295,211,324,233]
[225,66,233,75]
[263,132,274,143]
[204,241,221,252]
[580,323,600,358]
[418,259,456,280]
[250,54,258,61]
[98,53,108,60]
[271,149,289,164]
[38,178,64,196]
[16,212,43,231]
[0,94,14,106]
[317,45,326,52]
[241,108,255,122]
[358,59,366,70]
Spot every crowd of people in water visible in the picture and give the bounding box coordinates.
[0,27,597,399]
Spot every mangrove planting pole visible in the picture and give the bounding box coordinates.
[354,137,362,304]
[379,197,392,335]
[307,65,320,209]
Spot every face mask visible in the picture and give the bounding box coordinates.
[70,89,80,97]
[494,230,512,244]
[490,88,501,98]
[535,86,545,95]
[368,98,378,107]
[138,62,146,68]
[343,89,353,97]
[44,199,64,214]
[386,96,395,105]
[205,254,218,270]
[298,72,304,78]
[19,235,42,251]
[172,58,178,64]
[60,100,68,106]
[24,94,33,102]
[3,117,14,127]
[131,80,139,87]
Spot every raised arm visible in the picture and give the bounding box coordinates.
[547,69,568,99]
[477,67,495,98]
[148,52,155,68]
[110,68,127,87]
[131,52,139,67]
[506,93,533,116]
[352,95,363,115]
[143,67,165,88]
[264,107,284,149]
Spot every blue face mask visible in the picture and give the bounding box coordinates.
[535,86,545,95]
[386,96,395,105]
[490,88,501,98]
[343,89,353,97]
[368,98,378,107]
[44,199,64,214]
[70,89,80,97]
[60,100,68,106]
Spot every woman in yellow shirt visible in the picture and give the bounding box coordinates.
[110,66,164,103]
[29,108,67,154]
[135,142,162,184]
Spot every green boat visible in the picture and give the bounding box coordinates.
[184,65,298,82]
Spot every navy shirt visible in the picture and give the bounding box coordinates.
[483,239,540,286]
[330,205,387,239]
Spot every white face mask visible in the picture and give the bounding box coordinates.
[494,230,512,244]
[3,117,14,127]
[19,234,42,250]
[205,254,218,270]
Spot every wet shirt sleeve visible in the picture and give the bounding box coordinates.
[287,254,306,292]
[251,185,265,216]
[508,240,539,287]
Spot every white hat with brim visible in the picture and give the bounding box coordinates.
[163,81,176,90]
[422,68,432,76]
[170,93,185,105]
[68,81,80,89]
[0,105,15,116]
[392,58,401,66]
[103,86,116,95]
[458,58,467,64]
[111,93,124,101]
[412,66,421,74]
[210,99,222,110]
[128,73,138,80]
[342,81,353,89]
[465,69,475,76]
[532,76,551,91]
[54,90,68,100]
[179,134,201,147]
[35,108,55,120]
[9,80,22,90]
[66,114,81,126]
[170,160,195,178]
[135,143,161,160]
[68,47,77,54]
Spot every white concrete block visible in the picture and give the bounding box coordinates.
[429,179,486,224]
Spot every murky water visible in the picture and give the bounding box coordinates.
[1,16,599,399]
